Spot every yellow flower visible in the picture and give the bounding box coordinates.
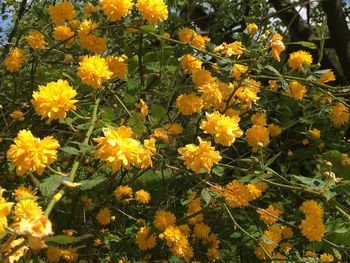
[258,226,282,259]
[47,247,62,262]
[79,33,107,54]
[257,204,283,225]
[207,247,220,261]
[7,130,60,176]
[200,111,243,146]
[247,23,258,35]
[178,28,195,43]
[232,78,261,109]
[63,229,77,236]
[4,47,25,72]
[78,19,98,35]
[330,102,349,127]
[96,208,111,225]
[101,0,133,21]
[52,24,75,46]
[181,54,202,73]
[288,81,307,100]
[320,253,334,262]
[77,55,112,88]
[3,238,28,263]
[13,185,37,201]
[64,54,73,63]
[151,128,169,143]
[269,80,278,91]
[300,200,324,217]
[300,200,325,241]
[245,125,270,152]
[191,34,207,50]
[221,180,251,208]
[26,30,46,49]
[341,153,350,166]
[271,34,285,62]
[310,128,321,139]
[13,199,42,222]
[178,138,222,174]
[135,138,156,169]
[31,79,78,123]
[193,223,211,240]
[114,185,133,201]
[192,69,215,87]
[94,126,140,172]
[199,81,223,108]
[281,226,293,239]
[135,189,151,204]
[163,123,183,135]
[61,248,79,262]
[305,250,317,258]
[288,50,313,70]
[231,64,248,80]
[135,226,157,250]
[176,93,203,115]
[154,210,176,230]
[300,216,325,241]
[10,110,25,121]
[48,1,76,25]
[280,242,292,253]
[251,113,267,126]
[106,55,128,79]
[136,98,148,120]
[214,41,245,57]
[268,124,281,137]
[136,0,168,24]
[318,70,336,83]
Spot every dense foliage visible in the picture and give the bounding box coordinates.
[0,0,350,262]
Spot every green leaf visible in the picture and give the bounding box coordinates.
[128,112,146,136]
[287,41,318,49]
[80,176,107,190]
[201,188,211,205]
[40,175,64,197]
[292,175,324,189]
[101,106,116,122]
[46,235,84,245]
[150,104,167,120]
[139,24,158,33]
[264,65,281,76]
[327,231,350,246]
[60,146,80,156]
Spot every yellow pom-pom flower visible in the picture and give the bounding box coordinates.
[257,204,282,225]
[7,130,60,176]
[163,123,183,135]
[77,55,112,88]
[135,226,157,250]
[178,28,195,43]
[176,93,203,115]
[136,0,168,24]
[26,30,46,49]
[318,70,336,83]
[178,137,222,174]
[192,68,215,87]
[13,199,42,222]
[135,189,151,204]
[10,110,25,121]
[200,111,243,146]
[101,0,133,21]
[52,24,75,46]
[288,50,313,70]
[48,1,76,25]
[96,208,111,225]
[181,54,202,73]
[268,124,281,137]
[114,185,133,201]
[31,79,78,123]
[330,102,349,128]
[4,47,25,72]
[300,216,325,241]
[288,81,307,100]
[154,210,176,230]
[245,125,270,152]
[251,113,267,126]
[106,55,128,79]
[94,126,140,172]
[246,23,258,35]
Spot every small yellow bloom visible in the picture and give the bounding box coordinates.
[318,70,336,83]
[181,54,202,73]
[136,0,168,24]
[245,125,270,152]
[48,1,76,25]
[310,128,321,139]
[163,123,183,135]
[101,0,133,21]
[96,207,111,225]
[246,23,258,35]
[271,34,285,62]
[52,24,75,46]
[135,189,151,204]
[178,137,222,174]
[26,30,46,49]
[4,47,25,72]
[154,210,176,230]
[135,226,157,250]
[288,50,313,70]
[288,81,307,100]
[176,93,203,115]
[78,55,112,88]
[330,102,349,128]
[106,55,128,79]
[10,110,25,121]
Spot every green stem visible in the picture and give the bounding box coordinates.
[44,98,101,216]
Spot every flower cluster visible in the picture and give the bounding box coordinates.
[299,200,325,241]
